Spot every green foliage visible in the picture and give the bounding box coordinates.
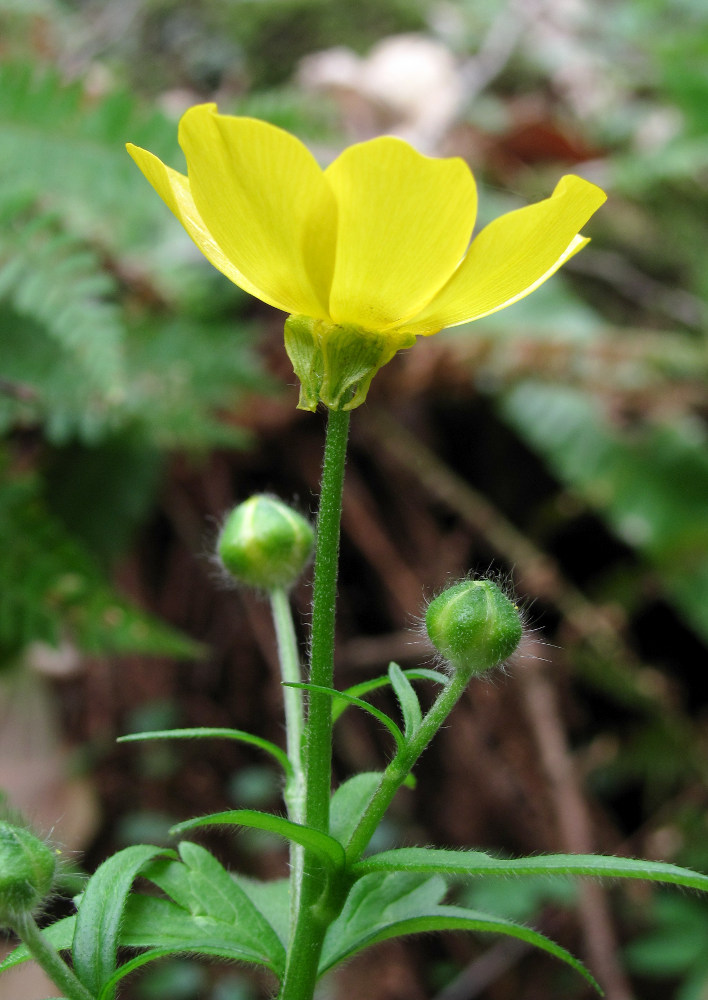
[118,728,293,778]
[319,870,598,989]
[625,895,708,999]
[500,382,708,643]
[0,52,273,662]
[5,775,708,997]
[0,468,200,660]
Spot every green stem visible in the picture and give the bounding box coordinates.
[345,666,473,863]
[277,407,350,1000]
[11,911,94,1000]
[269,585,306,934]
[303,406,350,835]
[269,586,305,823]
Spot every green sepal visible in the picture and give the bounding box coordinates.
[284,314,415,411]
[425,578,523,674]
[352,847,708,891]
[0,821,56,922]
[117,727,292,777]
[171,810,346,874]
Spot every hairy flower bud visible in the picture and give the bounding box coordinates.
[425,579,522,675]
[0,822,56,923]
[217,495,314,591]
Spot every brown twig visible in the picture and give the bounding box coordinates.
[519,647,635,1000]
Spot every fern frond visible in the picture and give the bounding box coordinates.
[0,61,180,250]
[0,203,127,441]
[0,467,201,660]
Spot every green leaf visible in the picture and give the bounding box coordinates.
[332,668,447,722]
[171,810,346,873]
[388,662,422,738]
[330,772,383,847]
[286,682,405,749]
[353,847,708,891]
[98,948,188,1000]
[72,844,173,1000]
[320,871,598,992]
[118,894,283,973]
[117,727,292,778]
[0,914,75,972]
[141,842,285,974]
[232,875,291,948]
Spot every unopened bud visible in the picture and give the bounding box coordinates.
[425,579,522,675]
[0,822,56,923]
[218,495,314,590]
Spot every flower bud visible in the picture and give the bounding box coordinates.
[425,579,522,675]
[0,822,56,923]
[217,495,314,590]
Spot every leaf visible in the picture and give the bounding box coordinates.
[141,842,285,973]
[353,847,708,892]
[171,810,346,874]
[286,682,405,749]
[330,772,383,847]
[117,727,292,778]
[388,662,422,738]
[72,844,173,1000]
[118,894,283,973]
[320,871,598,992]
[332,668,447,722]
[233,875,291,948]
[98,948,189,1000]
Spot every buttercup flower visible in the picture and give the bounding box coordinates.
[127,105,605,410]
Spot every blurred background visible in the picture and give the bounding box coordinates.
[1,0,708,997]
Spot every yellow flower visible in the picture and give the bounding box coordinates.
[127,104,605,410]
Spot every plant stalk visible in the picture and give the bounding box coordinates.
[270,586,305,824]
[270,585,307,931]
[277,406,350,1000]
[302,406,350,835]
[11,912,94,1000]
[345,666,473,863]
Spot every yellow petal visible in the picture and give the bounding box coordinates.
[179,105,337,318]
[126,143,299,310]
[403,174,607,336]
[325,137,477,331]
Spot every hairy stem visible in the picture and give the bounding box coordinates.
[270,586,305,823]
[270,585,306,931]
[345,666,473,863]
[11,911,94,1000]
[278,407,350,1000]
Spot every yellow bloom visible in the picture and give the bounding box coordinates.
[127,104,605,410]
